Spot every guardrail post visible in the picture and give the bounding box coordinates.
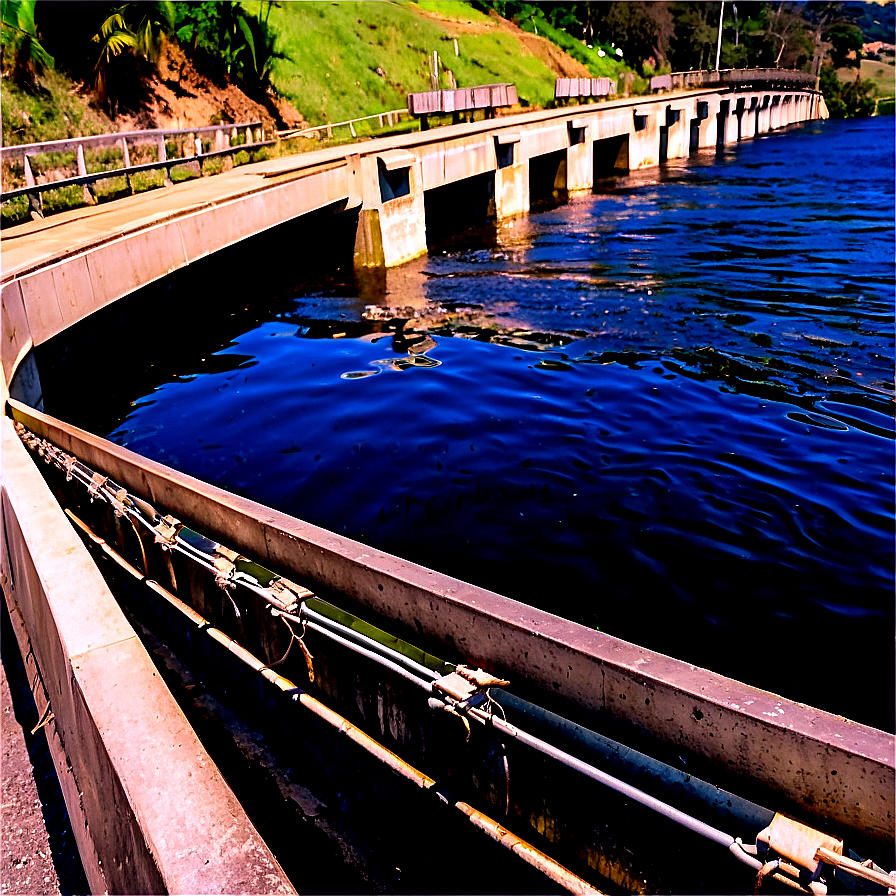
[22,155,43,218]
[120,138,134,195]
[157,135,173,187]
[76,145,96,206]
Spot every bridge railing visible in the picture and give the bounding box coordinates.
[406,84,518,128]
[1,122,273,221]
[660,68,816,91]
[554,77,617,103]
[277,107,412,142]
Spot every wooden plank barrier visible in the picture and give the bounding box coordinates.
[554,78,616,102]
[407,83,517,127]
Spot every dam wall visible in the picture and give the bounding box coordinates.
[5,84,881,895]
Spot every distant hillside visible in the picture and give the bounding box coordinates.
[255,0,621,127]
[840,1,896,43]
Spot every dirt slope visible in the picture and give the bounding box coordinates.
[412,5,591,79]
[129,7,589,133]
[116,43,304,133]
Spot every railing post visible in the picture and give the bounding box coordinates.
[22,154,43,218]
[120,137,134,195]
[76,145,96,205]
[158,135,173,187]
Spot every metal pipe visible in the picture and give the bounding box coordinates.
[815,847,895,890]
[299,616,435,694]
[467,704,738,851]
[299,605,441,684]
[63,505,814,893]
[63,509,599,895]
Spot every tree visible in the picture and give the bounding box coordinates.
[825,20,863,68]
[91,1,172,114]
[172,2,285,96]
[592,2,675,70]
[750,3,813,68]
[1,0,54,91]
[819,62,875,117]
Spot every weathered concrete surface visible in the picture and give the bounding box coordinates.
[11,401,893,853]
[1,417,296,894]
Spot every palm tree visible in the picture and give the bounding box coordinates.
[92,1,173,113]
[1,0,54,91]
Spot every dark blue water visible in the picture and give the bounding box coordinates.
[100,118,894,730]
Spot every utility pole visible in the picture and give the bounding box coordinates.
[714,1,725,71]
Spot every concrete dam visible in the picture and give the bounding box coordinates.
[2,75,894,894]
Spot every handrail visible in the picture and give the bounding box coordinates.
[278,108,411,141]
[661,68,816,91]
[1,121,272,219]
[0,121,264,162]
[0,140,275,203]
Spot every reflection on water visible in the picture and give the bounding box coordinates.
[65,118,896,731]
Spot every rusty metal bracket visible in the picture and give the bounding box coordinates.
[109,487,129,518]
[757,814,842,882]
[87,472,108,501]
[456,665,510,689]
[153,514,181,550]
[432,671,480,703]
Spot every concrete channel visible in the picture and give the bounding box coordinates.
[3,81,893,893]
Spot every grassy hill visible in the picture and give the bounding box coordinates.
[247,1,623,127]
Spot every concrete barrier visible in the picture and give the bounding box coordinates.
[1,418,295,894]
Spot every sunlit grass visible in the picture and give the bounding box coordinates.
[253,0,563,126]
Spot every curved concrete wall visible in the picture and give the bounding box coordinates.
[3,87,864,892]
[1,418,295,894]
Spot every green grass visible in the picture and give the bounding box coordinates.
[1,69,112,146]
[248,0,566,126]
[1,196,31,228]
[517,18,626,80]
[837,59,895,98]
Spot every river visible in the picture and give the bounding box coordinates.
[45,116,895,731]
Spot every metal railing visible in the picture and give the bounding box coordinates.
[1,122,273,218]
[661,68,816,92]
[278,108,411,142]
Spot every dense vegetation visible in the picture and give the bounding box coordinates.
[1,0,890,145]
